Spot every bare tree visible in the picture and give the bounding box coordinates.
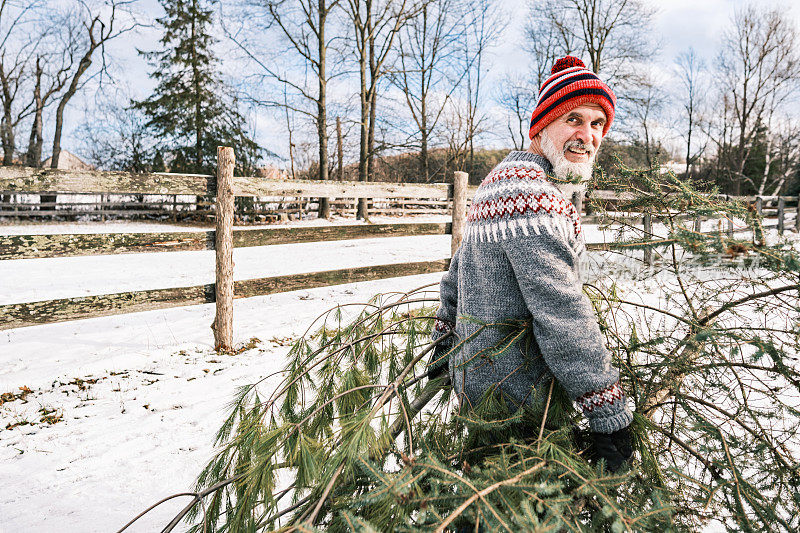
[49,0,141,169]
[443,0,499,174]
[75,87,154,171]
[627,70,668,168]
[344,0,415,219]
[674,48,707,178]
[0,0,45,165]
[23,48,71,168]
[495,73,537,150]
[21,9,78,168]
[0,48,31,164]
[388,0,461,182]
[762,120,800,197]
[716,4,800,195]
[523,0,575,87]
[533,0,655,86]
[225,0,341,217]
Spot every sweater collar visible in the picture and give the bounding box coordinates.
[501,150,587,199]
[501,151,554,175]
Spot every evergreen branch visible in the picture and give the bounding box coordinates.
[303,462,345,526]
[416,460,514,532]
[649,420,723,480]
[435,460,547,532]
[698,282,800,326]
[389,375,450,440]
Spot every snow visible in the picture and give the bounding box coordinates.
[0,235,451,304]
[0,218,795,532]
[1,272,444,532]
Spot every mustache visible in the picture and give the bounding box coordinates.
[563,140,593,156]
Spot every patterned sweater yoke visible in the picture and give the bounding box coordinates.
[466,152,585,255]
[432,151,632,434]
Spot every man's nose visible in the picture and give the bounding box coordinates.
[573,123,592,144]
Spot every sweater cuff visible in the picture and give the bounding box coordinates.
[588,408,633,434]
[576,381,633,433]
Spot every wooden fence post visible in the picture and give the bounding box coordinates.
[755,196,763,217]
[643,213,653,266]
[571,190,583,215]
[796,196,800,233]
[778,197,785,234]
[451,171,468,256]
[584,191,593,215]
[213,146,235,352]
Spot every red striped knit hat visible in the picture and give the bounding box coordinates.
[528,56,616,140]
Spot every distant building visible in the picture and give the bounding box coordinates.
[255,165,290,180]
[42,150,95,171]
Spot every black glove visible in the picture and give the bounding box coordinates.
[590,426,633,472]
[426,344,450,379]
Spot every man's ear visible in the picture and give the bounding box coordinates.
[528,133,544,156]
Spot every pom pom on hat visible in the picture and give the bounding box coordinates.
[551,56,586,74]
[528,55,616,140]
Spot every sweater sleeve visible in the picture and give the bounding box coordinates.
[499,224,632,434]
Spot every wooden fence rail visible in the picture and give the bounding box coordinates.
[0,223,450,260]
[0,196,455,220]
[1,260,451,330]
[0,166,450,199]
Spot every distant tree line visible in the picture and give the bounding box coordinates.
[0,0,140,170]
[2,0,798,200]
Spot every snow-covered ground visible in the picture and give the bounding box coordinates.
[0,217,453,532]
[1,273,445,532]
[0,234,451,304]
[0,217,788,532]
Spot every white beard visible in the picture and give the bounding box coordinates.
[540,128,596,190]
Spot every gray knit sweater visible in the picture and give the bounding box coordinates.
[432,151,632,434]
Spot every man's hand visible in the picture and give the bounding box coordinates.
[590,426,633,472]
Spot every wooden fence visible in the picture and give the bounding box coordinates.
[4,179,796,230]
[2,154,798,347]
[0,154,468,350]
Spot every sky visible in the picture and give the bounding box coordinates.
[47,0,800,167]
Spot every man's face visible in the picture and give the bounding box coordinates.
[538,103,606,181]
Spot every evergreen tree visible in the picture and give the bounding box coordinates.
[151,150,166,172]
[133,0,261,175]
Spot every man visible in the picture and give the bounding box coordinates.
[429,56,633,471]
